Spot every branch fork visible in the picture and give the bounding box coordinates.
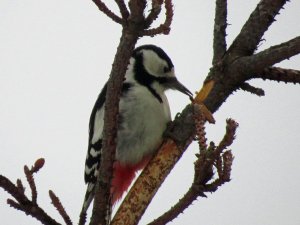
[0,158,71,225]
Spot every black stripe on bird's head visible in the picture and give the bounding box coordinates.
[132,44,193,98]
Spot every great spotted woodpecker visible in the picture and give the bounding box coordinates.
[82,45,192,213]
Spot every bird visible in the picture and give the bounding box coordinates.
[82,44,192,214]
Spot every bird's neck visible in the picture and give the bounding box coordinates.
[125,58,166,97]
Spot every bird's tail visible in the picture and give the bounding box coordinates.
[81,182,95,215]
[80,183,112,225]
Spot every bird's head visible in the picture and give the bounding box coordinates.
[131,45,193,98]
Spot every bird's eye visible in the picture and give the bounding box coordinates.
[163,66,170,73]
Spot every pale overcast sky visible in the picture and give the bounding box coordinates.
[1,1,300,225]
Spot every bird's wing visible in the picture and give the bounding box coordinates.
[84,83,107,183]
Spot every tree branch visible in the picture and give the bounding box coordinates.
[203,37,300,113]
[214,119,238,156]
[255,67,300,84]
[92,0,123,24]
[228,0,288,57]
[6,198,62,225]
[141,0,174,36]
[0,159,66,225]
[144,0,163,28]
[147,185,205,225]
[49,190,72,225]
[148,119,237,225]
[128,0,147,23]
[0,175,30,206]
[212,0,227,64]
[90,30,139,225]
[115,0,129,20]
[24,165,38,204]
[240,82,265,96]
[238,36,300,75]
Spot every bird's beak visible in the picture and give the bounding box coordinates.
[167,77,193,98]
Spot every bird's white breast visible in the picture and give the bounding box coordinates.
[116,83,171,165]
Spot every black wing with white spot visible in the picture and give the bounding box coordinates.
[82,82,133,213]
[84,83,107,183]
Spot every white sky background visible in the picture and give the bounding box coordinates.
[0,0,300,224]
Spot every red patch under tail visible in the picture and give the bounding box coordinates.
[111,157,150,204]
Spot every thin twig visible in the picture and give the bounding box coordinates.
[7,199,24,211]
[49,190,72,225]
[141,0,173,36]
[16,179,25,194]
[212,0,227,64]
[240,82,265,96]
[221,150,233,181]
[144,0,163,28]
[115,0,129,20]
[92,0,123,24]
[147,185,205,225]
[214,119,238,156]
[162,0,173,29]
[0,175,30,205]
[24,165,37,204]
